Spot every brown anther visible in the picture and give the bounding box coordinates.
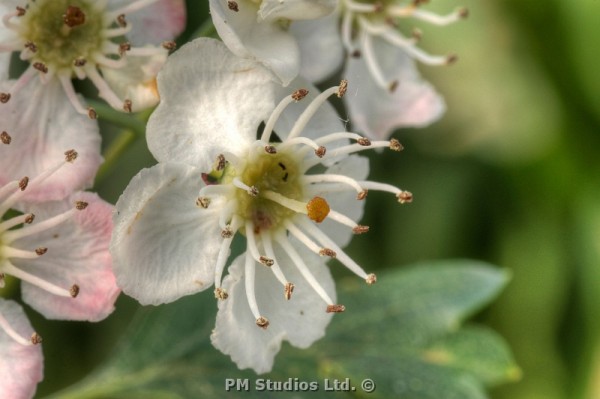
[248,186,259,197]
[35,247,48,256]
[73,57,87,67]
[259,256,274,267]
[70,284,80,298]
[24,41,37,52]
[117,14,127,27]
[196,197,211,208]
[25,214,35,224]
[19,177,29,191]
[307,196,330,223]
[389,80,399,93]
[63,6,86,27]
[291,88,309,101]
[319,248,337,258]
[75,201,88,210]
[458,8,469,18]
[352,225,370,234]
[119,42,131,56]
[337,79,348,97]
[162,41,177,51]
[315,146,326,158]
[256,316,269,329]
[366,273,377,285]
[412,0,429,6]
[64,149,78,162]
[284,282,295,300]
[0,93,11,103]
[215,154,226,171]
[397,191,413,204]
[357,137,371,146]
[87,107,97,119]
[1,131,11,144]
[446,54,458,65]
[228,1,239,11]
[30,333,42,345]
[357,190,368,200]
[33,62,48,73]
[122,99,133,113]
[214,287,229,300]
[16,6,26,16]
[351,49,361,58]
[326,304,346,313]
[221,227,233,238]
[389,138,403,151]
[264,145,277,154]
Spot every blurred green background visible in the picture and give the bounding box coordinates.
[3,0,599,398]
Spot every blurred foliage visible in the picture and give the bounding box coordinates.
[1,0,596,398]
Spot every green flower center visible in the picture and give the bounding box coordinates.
[229,150,304,233]
[20,0,106,73]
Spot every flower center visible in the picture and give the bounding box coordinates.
[19,0,105,73]
[230,148,304,233]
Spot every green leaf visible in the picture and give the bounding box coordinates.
[47,260,517,399]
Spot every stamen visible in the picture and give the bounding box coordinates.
[123,99,133,113]
[242,251,267,327]
[30,333,42,345]
[278,136,326,157]
[397,191,413,203]
[284,282,295,300]
[2,263,75,298]
[106,0,161,21]
[345,0,380,13]
[24,41,37,53]
[397,7,467,25]
[292,88,309,101]
[358,27,390,90]
[326,304,346,313]
[35,247,48,256]
[0,93,10,103]
[214,218,240,292]
[287,83,347,140]
[2,8,23,30]
[319,248,337,258]
[285,221,325,255]
[0,213,34,233]
[379,28,450,65]
[95,54,127,69]
[19,177,28,191]
[264,145,277,154]
[325,208,366,232]
[214,287,229,300]
[366,273,377,285]
[117,14,127,27]
[196,197,210,208]
[297,218,370,279]
[3,206,79,243]
[119,42,131,56]
[125,46,169,57]
[275,233,337,306]
[341,10,356,53]
[260,90,307,142]
[261,232,291,289]
[103,26,133,39]
[33,62,48,74]
[1,131,11,144]
[59,75,90,117]
[0,311,38,346]
[162,41,177,51]
[245,222,272,266]
[303,174,365,197]
[232,178,258,196]
[2,247,44,259]
[86,67,128,110]
[1,66,36,102]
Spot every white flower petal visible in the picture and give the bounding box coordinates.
[111,163,223,305]
[0,299,43,399]
[291,13,344,83]
[259,0,336,21]
[147,38,276,168]
[209,0,300,86]
[211,240,335,373]
[306,154,368,247]
[101,51,166,112]
[15,192,119,322]
[0,78,102,202]
[345,37,446,139]
[108,0,186,46]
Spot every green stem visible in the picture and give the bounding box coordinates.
[94,130,137,184]
[87,100,146,137]
[189,18,217,39]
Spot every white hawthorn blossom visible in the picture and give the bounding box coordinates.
[209,0,337,86]
[111,38,412,373]
[291,0,467,139]
[0,299,43,399]
[0,0,186,115]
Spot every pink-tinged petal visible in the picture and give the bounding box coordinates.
[0,79,102,203]
[14,192,119,322]
[109,0,186,46]
[211,240,335,374]
[101,51,166,112]
[209,0,300,86]
[0,299,43,399]
[147,38,276,169]
[111,163,223,306]
[291,13,344,83]
[259,0,336,21]
[306,154,368,248]
[344,37,446,139]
